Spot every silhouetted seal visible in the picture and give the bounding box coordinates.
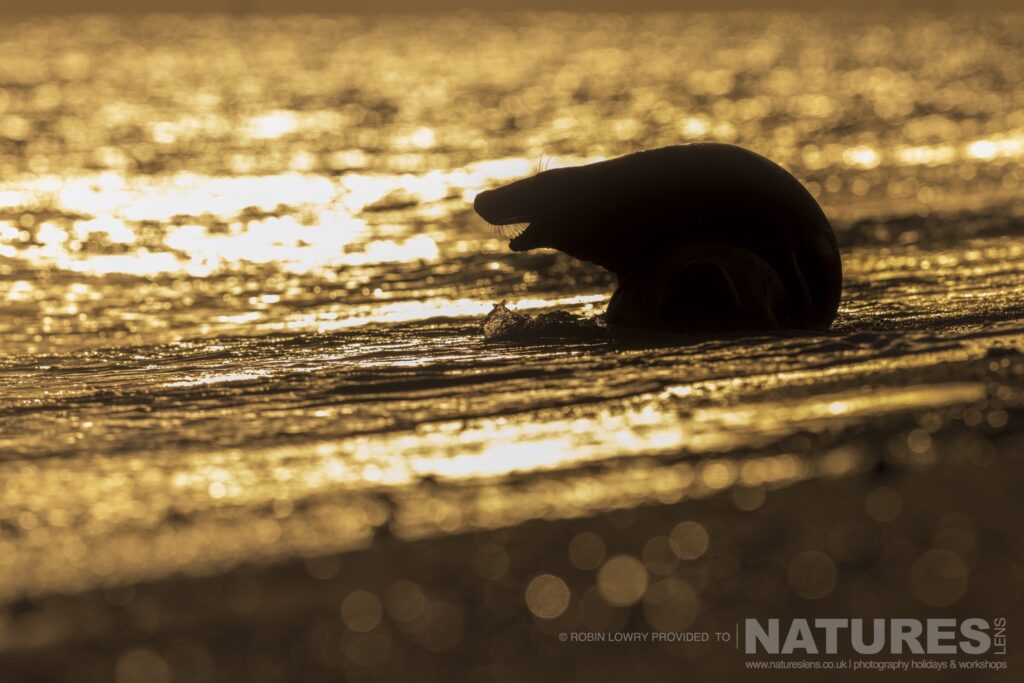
[474,143,841,333]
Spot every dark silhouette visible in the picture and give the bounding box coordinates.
[474,143,842,333]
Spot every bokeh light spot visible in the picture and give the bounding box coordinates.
[866,486,903,523]
[643,578,700,632]
[341,590,383,632]
[670,521,710,561]
[525,574,571,619]
[911,549,969,607]
[597,555,648,607]
[568,532,607,570]
[787,550,838,600]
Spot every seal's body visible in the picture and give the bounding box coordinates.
[474,143,842,333]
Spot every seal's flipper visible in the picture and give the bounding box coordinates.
[605,245,786,334]
[661,261,741,332]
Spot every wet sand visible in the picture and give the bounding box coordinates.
[2,386,1022,681]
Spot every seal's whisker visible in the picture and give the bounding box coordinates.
[494,222,529,239]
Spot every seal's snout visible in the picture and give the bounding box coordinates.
[473,189,528,226]
[473,190,497,222]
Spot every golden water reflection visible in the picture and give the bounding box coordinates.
[0,372,999,601]
[2,120,1023,283]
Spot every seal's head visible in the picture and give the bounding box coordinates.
[474,168,584,253]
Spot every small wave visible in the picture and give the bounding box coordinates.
[481,301,607,342]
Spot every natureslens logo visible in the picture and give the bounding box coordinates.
[745,618,1008,656]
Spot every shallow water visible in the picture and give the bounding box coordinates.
[1,12,1023,605]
